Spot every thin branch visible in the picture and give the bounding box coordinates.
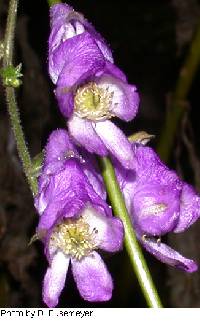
[3,0,38,195]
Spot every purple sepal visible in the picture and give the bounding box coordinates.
[35,129,124,307]
[114,143,200,271]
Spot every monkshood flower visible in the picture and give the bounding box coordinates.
[114,142,200,272]
[35,129,124,307]
[48,4,140,169]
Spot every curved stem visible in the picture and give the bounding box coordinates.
[100,157,163,308]
[157,22,200,162]
[3,0,38,196]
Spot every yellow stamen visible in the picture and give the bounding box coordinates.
[50,216,98,261]
[74,82,113,121]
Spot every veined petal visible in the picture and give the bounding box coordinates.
[55,88,74,118]
[52,32,105,87]
[68,116,108,156]
[72,251,113,301]
[138,234,198,273]
[37,156,110,230]
[37,161,92,229]
[133,183,180,236]
[97,74,139,121]
[50,4,72,30]
[80,19,113,63]
[174,183,200,233]
[43,251,70,307]
[50,4,113,64]
[94,120,136,169]
[38,197,69,231]
[104,61,127,82]
[113,159,137,212]
[82,206,124,252]
[81,150,106,200]
[44,129,78,164]
[133,145,182,188]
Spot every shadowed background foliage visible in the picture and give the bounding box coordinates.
[1,0,200,307]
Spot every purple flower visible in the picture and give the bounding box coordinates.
[48,4,140,170]
[35,129,124,307]
[114,143,200,272]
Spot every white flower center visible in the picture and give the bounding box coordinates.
[50,216,98,260]
[74,82,113,121]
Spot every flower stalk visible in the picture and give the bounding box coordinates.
[3,0,38,195]
[100,157,163,308]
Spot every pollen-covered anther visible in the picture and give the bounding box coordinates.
[74,82,114,121]
[50,217,98,260]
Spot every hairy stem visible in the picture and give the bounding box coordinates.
[100,157,163,308]
[157,22,200,162]
[3,0,38,195]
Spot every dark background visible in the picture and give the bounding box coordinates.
[1,0,200,307]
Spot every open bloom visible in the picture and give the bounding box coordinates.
[48,4,139,169]
[114,142,200,272]
[35,129,123,307]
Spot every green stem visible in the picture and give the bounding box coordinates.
[100,157,163,308]
[157,22,200,162]
[3,0,17,67]
[47,0,61,6]
[3,0,38,196]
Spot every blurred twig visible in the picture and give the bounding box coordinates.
[47,0,61,6]
[157,21,200,162]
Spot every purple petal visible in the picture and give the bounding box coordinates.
[81,150,107,200]
[50,4,72,29]
[72,251,113,301]
[81,20,113,63]
[113,160,137,212]
[43,251,70,307]
[49,5,75,67]
[44,129,78,164]
[94,120,136,169]
[82,206,124,252]
[96,75,139,121]
[134,145,182,188]
[37,161,90,229]
[55,88,74,118]
[174,183,200,233]
[104,61,127,82]
[133,183,180,236]
[138,234,198,273]
[38,196,86,231]
[34,182,49,215]
[50,4,113,65]
[52,32,105,87]
[37,157,110,230]
[68,116,108,156]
